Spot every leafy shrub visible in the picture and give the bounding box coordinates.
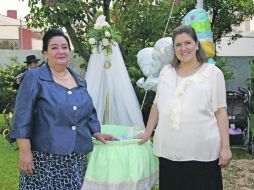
[0,65,26,112]
[0,114,5,133]
[215,57,234,80]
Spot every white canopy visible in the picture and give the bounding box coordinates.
[85,44,145,129]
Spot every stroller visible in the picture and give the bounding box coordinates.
[226,87,253,154]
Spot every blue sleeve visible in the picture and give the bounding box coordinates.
[10,70,39,139]
[88,108,101,134]
[83,80,101,134]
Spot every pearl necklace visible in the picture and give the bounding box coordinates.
[50,68,70,80]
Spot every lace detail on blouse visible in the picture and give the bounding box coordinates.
[169,64,211,130]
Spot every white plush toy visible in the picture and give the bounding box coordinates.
[137,47,155,77]
[137,37,174,92]
[152,37,174,66]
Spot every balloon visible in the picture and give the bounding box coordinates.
[183,8,215,60]
[136,76,158,92]
[137,47,156,77]
[200,41,215,57]
[153,37,174,66]
[136,37,174,92]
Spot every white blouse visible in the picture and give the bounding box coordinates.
[153,63,227,161]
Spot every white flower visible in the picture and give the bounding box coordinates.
[104,31,111,38]
[102,38,110,46]
[89,8,93,13]
[88,38,96,45]
[95,15,109,27]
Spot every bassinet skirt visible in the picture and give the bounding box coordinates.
[20,151,87,190]
[82,125,159,190]
[159,157,222,190]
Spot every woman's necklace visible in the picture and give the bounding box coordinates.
[50,68,70,81]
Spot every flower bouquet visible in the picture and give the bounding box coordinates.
[87,15,121,56]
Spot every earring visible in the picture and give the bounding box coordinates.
[196,46,199,51]
[44,57,48,62]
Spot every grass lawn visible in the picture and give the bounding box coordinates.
[0,137,19,190]
[0,115,253,190]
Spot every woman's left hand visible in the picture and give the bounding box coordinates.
[218,147,232,168]
[93,133,119,144]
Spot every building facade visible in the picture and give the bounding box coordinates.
[216,6,254,90]
[0,10,42,50]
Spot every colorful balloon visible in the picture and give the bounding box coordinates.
[183,8,215,59]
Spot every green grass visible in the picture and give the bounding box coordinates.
[0,114,6,133]
[0,137,19,190]
[231,148,253,159]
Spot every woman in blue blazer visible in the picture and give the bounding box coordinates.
[11,28,117,190]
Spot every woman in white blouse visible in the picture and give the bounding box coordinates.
[138,25,231,190]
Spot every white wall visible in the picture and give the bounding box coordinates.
[32,38,42,50]
[250,19,254,31]
[0,25,19,39]
[216,32,254,57]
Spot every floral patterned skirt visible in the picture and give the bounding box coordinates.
[20,151,87,190]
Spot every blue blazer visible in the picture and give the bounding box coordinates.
[11,64,100,155]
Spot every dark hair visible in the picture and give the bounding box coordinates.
[42,28,71,52]
[171,25,207,68]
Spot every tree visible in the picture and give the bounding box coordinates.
[0,65,26,112]
[26,0,107,62]
[26,0,254,60]
[204,0,254,44]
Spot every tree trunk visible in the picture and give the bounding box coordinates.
[103,0,111,24]
[64,22,90,62]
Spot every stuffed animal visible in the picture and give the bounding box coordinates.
[136,37,174,91]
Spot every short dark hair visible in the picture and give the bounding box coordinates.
[42,28,71,52]
[171,25,207,68]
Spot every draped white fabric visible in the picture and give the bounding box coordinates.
[85,44,145,129]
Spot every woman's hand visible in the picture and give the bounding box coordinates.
[93,133,119,144]
[19,149,34,175]
[215,107,232,168]
[136,131,152,144]
[218,147,232,168]
[136,104,158,145]
[17,139,34,174]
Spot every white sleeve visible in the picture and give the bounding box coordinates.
[212,69,227,111]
